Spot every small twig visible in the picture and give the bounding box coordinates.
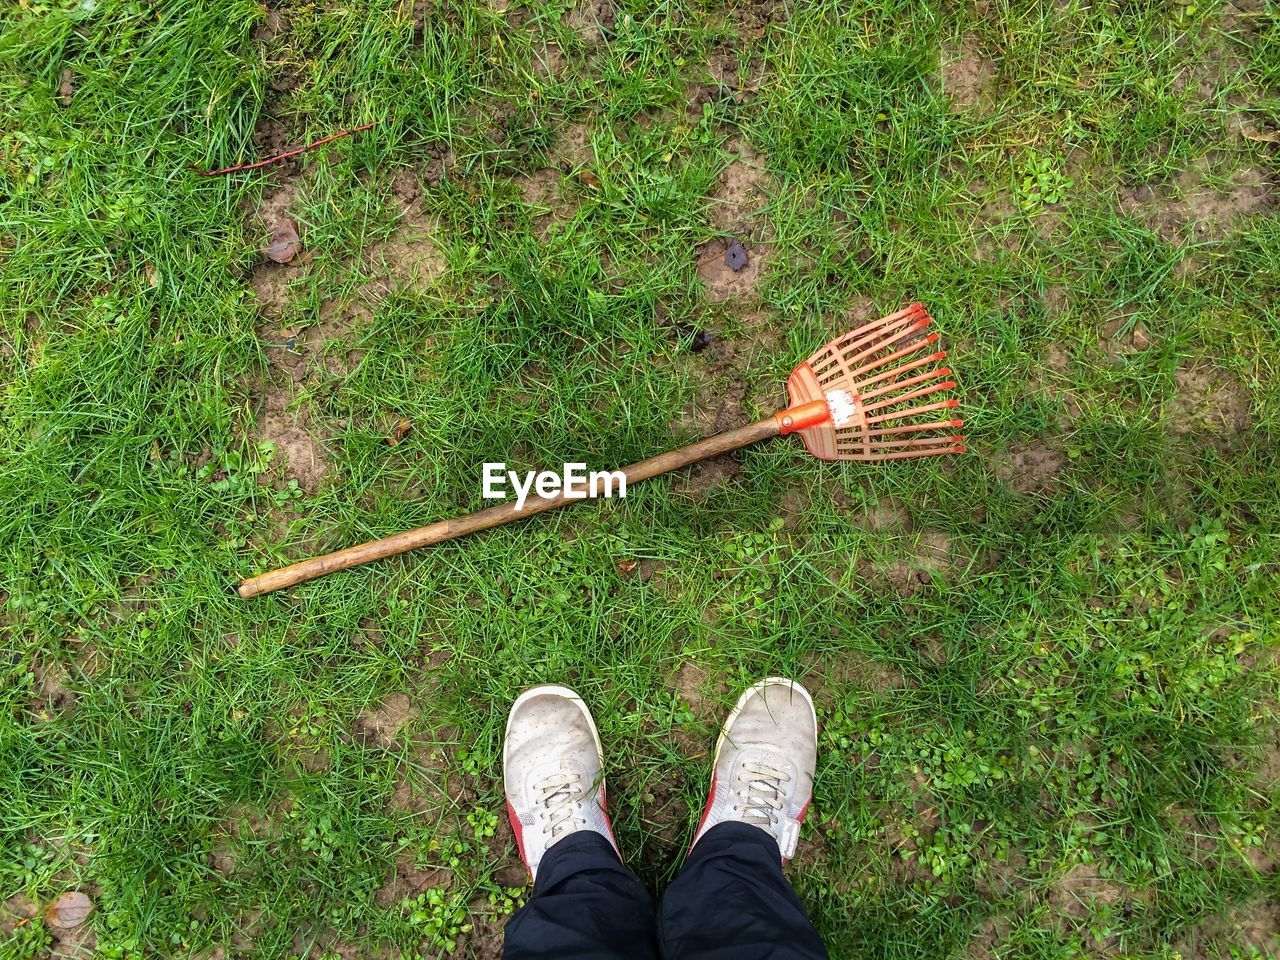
[192,120,385,176]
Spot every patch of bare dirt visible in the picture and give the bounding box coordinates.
[2,894,37,939]
[248,176,308,320]
[680,456,743,498]
[552,122,594,171]
[355,693,417,749]
[777,485,809,531]
[885,528,954,597]
[1047,863,1133,919]
[364,176,446,296]
[255,386,330,492]
[800,649,908,708]
[965,915,1012,959]
[248,181,306,320]
[968,179,1019,261]
[1101,316,1153,358]
[387,740,456,816]
[680,332,740,431]
[851,497,910,533]
[28,890,98,959]
[632,767,692,857]
[697,237,765,300]
[940,36,997,110]
[255,180,300,233]
[995,440,1067,495]
[668,661,730,716]
[364,220,444,295]
[725,0,787,29]
[708,138,769,234]
[1171,897,1280,959]
[564,0,615,43]
[1119,162,1273,244]
[1169,362,1251,446]
[1042,285,1069,315]
[1044,343,1071,373]
[249,260,303,322]
[515,168,576,239]
[29,655,75,720]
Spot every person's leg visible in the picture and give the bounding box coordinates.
[659,678,828,960]
[501,685,659,960]
[504,830,658,960]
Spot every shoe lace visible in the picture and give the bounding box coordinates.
[733,761,790,828]
[534,773,587,838]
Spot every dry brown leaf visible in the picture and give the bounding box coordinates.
[264,218,301,264]
[386,418,412,446]
[617,559,639,575]
[579,170,601,189]
[1241,125,1280,144]
[45,891,94,929]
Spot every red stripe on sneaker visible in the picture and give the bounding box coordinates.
[600,780,621,851]
[687,775,719,854]
[506,799,531,878]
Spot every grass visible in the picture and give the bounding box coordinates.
[2,0,1279,957]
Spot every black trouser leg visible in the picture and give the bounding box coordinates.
[658,822,828,960]
[502,832,659,960]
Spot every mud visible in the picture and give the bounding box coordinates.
[1120,162,1273,244]
[354,693,417,749]
[1170,362,1251,445]
[255,385,330,492]
[696,237,766,302]
[800,649,908,708]
[374,854,450,909]
[852,497,910,533]
[995,439,1067,495]
[708,138,769,234]
[940,36,996,110]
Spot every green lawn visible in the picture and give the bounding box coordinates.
[3,0,1279,957]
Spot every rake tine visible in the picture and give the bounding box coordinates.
[858,366,953,404]
[841,315,933,371]
[863,398,961,425]
[844,445,965,462]
[810,327,937,382]
[847,350,948,393]
[861,380,957,415]
[825,306,929,361]
[867,435,965,452]
[858,418,964,439]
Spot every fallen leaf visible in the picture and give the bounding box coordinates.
[58,68,75,106]
[1241,125,1280,144]
[579,170,601,189]
[617,559,639,575]
[724,241,749,272]
[386,418,412,446]
[264,218,301,264]
[45,891,94,930]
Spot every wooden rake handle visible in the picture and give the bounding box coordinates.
[235,417,785,598]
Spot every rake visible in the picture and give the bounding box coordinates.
[236,303,964,598]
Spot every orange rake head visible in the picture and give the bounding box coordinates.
[777,303,965,461]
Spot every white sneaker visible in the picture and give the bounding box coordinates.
[503,685,620,880]
[689,677,818,862]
